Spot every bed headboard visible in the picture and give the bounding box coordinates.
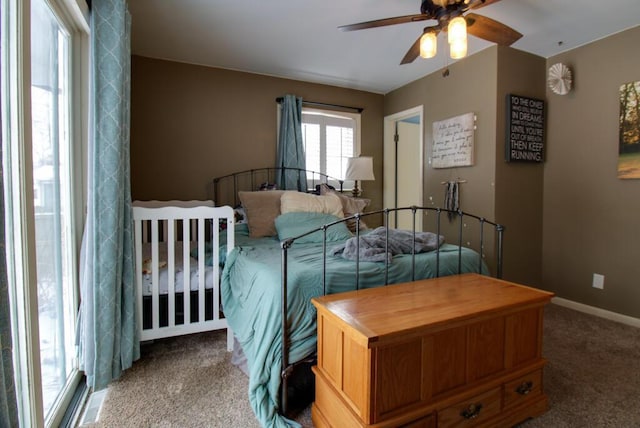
[212,167,344,207]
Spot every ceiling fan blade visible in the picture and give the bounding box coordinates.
[400,28,441,65]
[465,13,522,46]
[339,14,432,31]
[400,35,423,65]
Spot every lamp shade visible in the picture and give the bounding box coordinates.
[449,38,467,59]
[420,32,437,59]
[448,16,467,59]
[345,156,375,181]
[448,16,467,44]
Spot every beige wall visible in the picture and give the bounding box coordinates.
[494,47,546,286]
[384,47,545,282]
[384,27,640,317]
[543,25,640,318]
[383,50,497,274]
[130,56,385,209]
[384,49,498,224]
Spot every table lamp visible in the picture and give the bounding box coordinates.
[345,156,375,197]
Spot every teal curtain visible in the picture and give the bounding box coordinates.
[0,61,19,428]
[276,95,307,190]
[79,0,138,391]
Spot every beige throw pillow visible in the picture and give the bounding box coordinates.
[280,191,344,217]
[238,190,285,238]
[319,184,370,232]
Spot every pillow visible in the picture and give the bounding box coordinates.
[280,191,344,217]
[319,184,370,232]
[238,190,285,238]
[275,212,352,243]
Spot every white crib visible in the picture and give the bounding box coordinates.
[132,201,234,351]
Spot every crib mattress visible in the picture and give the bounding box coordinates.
[139,224,268,297]
[140,242,216,296]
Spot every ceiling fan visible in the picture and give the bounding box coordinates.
[340,0,522,65]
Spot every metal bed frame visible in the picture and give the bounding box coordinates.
[212,167,344,207]
[211,167,506,418]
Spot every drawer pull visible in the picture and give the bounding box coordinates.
[460,403,483,420]
[516,381,534,395]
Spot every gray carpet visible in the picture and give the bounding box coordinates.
[82,303,640,427]
[518,303,640,428]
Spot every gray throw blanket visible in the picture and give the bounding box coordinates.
[332,227,445,263]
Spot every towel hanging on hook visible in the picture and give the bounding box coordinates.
[444,181,459,221]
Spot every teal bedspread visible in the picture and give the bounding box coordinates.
[220,224,487,428]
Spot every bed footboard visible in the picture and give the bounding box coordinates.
[132,202,235,350]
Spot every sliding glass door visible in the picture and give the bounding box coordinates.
[2,0,88,425]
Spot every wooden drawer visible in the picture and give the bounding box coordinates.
[503,369,542,409]
[438,387,501,428]
[401,413,435,428]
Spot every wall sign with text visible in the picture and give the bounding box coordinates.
[506,94,545,162]
[432,112,476,169]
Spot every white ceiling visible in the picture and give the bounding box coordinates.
[128,0,640,94]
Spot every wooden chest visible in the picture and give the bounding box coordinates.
[311,273,554,428]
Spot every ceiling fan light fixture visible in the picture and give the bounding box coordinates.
[420,32,437,59]
[448,16,467,59]
[449,38,467,59]
[447,16,467,44]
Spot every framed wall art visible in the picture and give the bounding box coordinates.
[432,112,475,169]
[618,80,640,179]
[505,94,545,162]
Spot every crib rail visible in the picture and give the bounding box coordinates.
[132,205,235,349]
[279,206,504,415]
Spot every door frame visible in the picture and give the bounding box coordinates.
[383,106,424,229]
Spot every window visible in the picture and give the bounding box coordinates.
[2,0,88,426]
[301,109,361,190]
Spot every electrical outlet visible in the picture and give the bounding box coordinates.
[592,273,604,289]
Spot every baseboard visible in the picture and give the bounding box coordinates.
[552,297,640,328]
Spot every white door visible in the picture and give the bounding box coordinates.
[383,107,424,230]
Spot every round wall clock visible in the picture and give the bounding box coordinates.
[548,63,573,95]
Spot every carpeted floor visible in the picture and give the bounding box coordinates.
[518,303,640,428]
[81,303,640,427]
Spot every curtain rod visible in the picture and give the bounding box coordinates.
[275,97,364,113]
